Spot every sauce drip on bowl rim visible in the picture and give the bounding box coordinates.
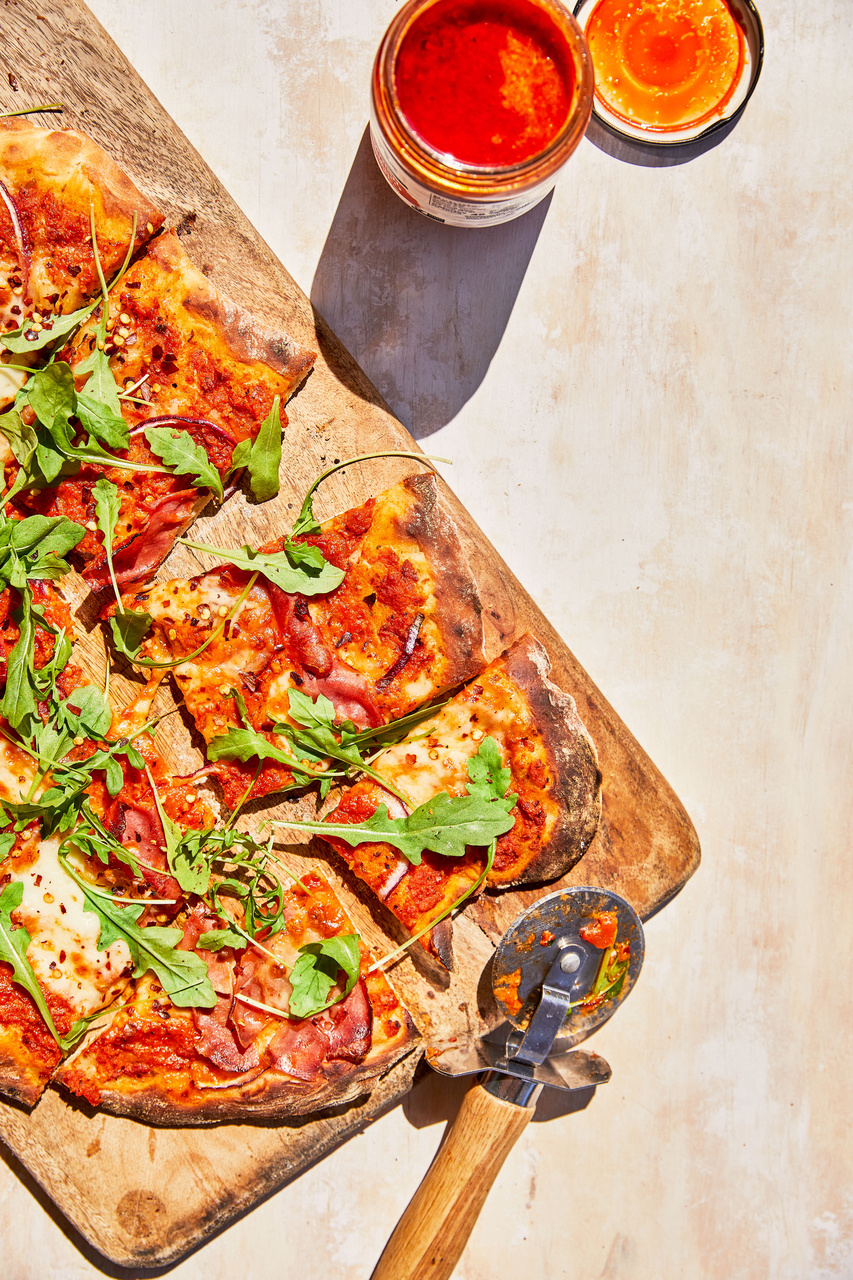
[584,0,747,132]
[394,0,577,168]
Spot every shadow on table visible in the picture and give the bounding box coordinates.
[585,112,743,167]
[403,1057,598,1131]
[310,127,552,439]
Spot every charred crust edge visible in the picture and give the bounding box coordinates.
[146,233,316,390]
[499,634,602,886]
[400,473,485,687]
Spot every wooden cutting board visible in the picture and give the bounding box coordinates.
[0,0,700,1266]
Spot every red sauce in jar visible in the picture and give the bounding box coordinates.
[394,0,577,167]
[586,0,746,131]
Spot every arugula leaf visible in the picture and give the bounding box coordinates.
[109,608,152,661]
[242,396,282,502]
[0,831,15,861]
[92,478,124,609]
[288,934,361,1019]
[277,736,517,864]
[58,1006,111,1054]
[76,393,129,451]
[162,816,212,897]
[0,587,37,732]
[0,514,84,591]
[0,306,92,354]
[145,426,224,500]
[59,859,216,1008]
[318,794,516,864]
[196,923,246,951]
[205,724,300,768]
[179,538,345,597]
[64,684,113,739]
[281,688,360,764]
[465,735,517,809]
[74,345,122,416]
[0,881,61,1042]
[0,408,37,467]
[28,362,76,434]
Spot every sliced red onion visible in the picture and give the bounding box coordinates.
[0,176,31,301]
[377,857,410,901]
[376,612,425,691]
[137,414,239,445]
[170,766,219,785]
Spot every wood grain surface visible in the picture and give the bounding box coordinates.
[0,0,698,1266]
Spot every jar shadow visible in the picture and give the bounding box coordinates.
[309,127,553,440]
[585,111,743,167]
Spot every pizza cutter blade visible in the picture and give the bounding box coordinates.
[370,887,644,1280]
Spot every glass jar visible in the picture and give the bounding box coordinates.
[370,0,594,228]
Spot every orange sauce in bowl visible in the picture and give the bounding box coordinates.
[586,0,746,132]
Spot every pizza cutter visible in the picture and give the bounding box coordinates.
[371,886,644,1280]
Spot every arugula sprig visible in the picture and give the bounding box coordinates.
[228,397,282,502]
[288,934,361,1019]
[272,735,517,865]
[145,427,224,500]
[207,688,417,803]
[178,536,344,597]
[0,361,171,504]
[0,513,86,737]
[57,852,216,1008]
[177,448,449,600]
[92,478,123,610]
[0,709,154,841]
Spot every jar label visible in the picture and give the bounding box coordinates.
[369,121,555,228]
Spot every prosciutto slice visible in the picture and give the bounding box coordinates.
[267,1018,330,1082]
[266,584,382,727]
[193,997,261,1074]
[106,799,182,902]
[86,487,202,592]
[231,949,293,1049]
[315,979,373,1063]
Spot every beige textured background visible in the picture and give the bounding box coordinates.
[1,1,851,1276]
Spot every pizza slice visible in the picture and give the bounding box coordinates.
[121,472,486,807]
[314,634,602,967]
[54,869,416,1123]
[0,671,217,1107]
[14,231,316,592]
[0,119,162,344]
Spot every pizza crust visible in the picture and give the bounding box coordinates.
[142,232,316,394]
[493,634,602,885]
[397,473,486,693]
[55,1007,417,1127]
[0,1032,54,1107]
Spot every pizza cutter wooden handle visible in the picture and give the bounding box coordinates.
[371,1080,534,1280]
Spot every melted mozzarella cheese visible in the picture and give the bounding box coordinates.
[375,700,513,807]
[0,732,38,802]
[0,362,26,413]
[12,835,132,1016]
